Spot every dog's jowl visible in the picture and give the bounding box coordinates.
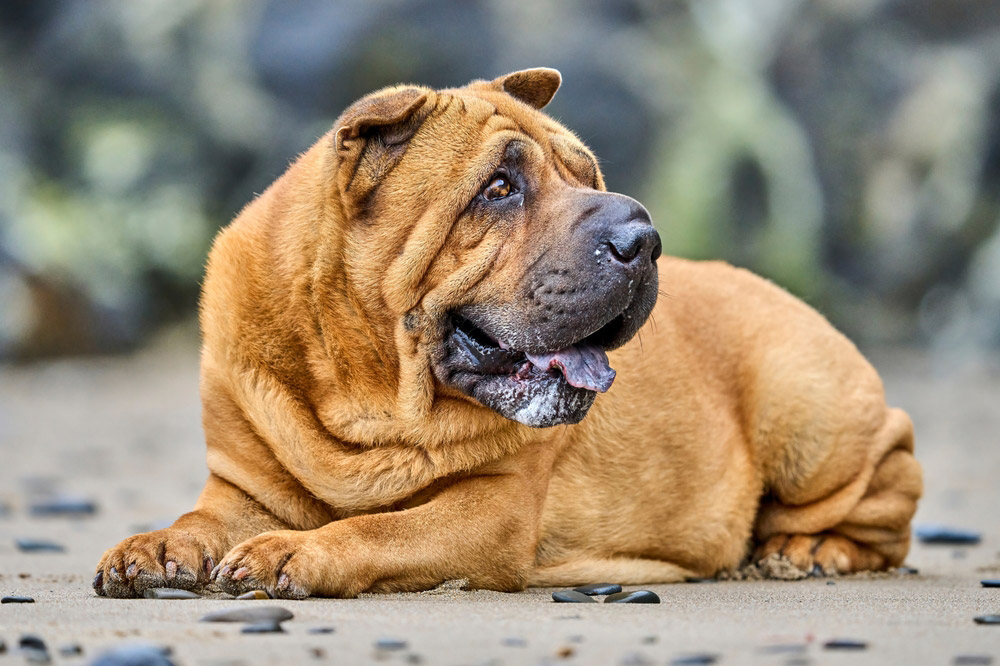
[94,69,922,599]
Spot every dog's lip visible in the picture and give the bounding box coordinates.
[448,313,619,392]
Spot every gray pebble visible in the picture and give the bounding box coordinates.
[826,580,836,586]
[501,637,526,647]
[552,590,597,603]
[758,644,807,654]
[3,595,35,603]
[143,588,200,600]
[58,643,83,656]
[307,626,335,634]
[981,580,1000,588]
[15,538,65,553]
[573,582,622,596]
[89,643,175,666]
[200,606,293,623]
[241,621,285,634]
[896,566,919,575]
[954,656,993,665]
[375,638,407,650]
[236,590,270,600]
[914,524,981,545]
[671,655,718,665]
[823,638,867,650]
[641,636,658,644]
[620,652,653,666]
[604,590,660,604]
[22,648,50,664]
[28,495,97,517]
[973,615,1000,625]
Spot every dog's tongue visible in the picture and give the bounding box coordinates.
[525,345,616,392]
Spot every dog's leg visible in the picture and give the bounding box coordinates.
[753,407,922,575]
[93,474,287,598]
[211,448,553,598]
[529,557,693,587]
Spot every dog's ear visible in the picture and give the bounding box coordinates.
[334,86,431,205]
[492,68,561,109]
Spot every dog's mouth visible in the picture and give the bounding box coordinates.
[450,313,622,393]
[434,309,635,428]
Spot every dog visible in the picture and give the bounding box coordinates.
[93,68,922,598]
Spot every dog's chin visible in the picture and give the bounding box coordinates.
[432,302,645,428]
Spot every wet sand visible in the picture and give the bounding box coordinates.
[1,329,997,665]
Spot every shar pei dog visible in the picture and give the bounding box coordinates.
[94,68,922,599]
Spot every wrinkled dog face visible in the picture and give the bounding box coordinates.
[338,69,661,428]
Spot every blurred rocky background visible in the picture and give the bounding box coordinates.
[1,0,999,359]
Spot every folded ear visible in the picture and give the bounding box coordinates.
[334,86,431,205]
[492,68,562,109]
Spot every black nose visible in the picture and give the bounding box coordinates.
[607,223,660,263]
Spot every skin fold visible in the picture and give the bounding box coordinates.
[93,69,922,599]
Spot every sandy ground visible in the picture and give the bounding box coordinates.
[1,327,998,665]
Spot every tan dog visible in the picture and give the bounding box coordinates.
[94,69,922,598]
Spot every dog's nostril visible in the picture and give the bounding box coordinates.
[607,237,640,263]
[605,223,656,264]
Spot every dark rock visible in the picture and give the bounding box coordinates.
[241,621,285,634]
[573,582,622,596]
[502,637,527,647]
[954,656,993,665]
[824,638,868,650]
[236,590,270,600]
[28,495,97,517]
[671,655,718,665]
[375,638,407,650]
[58,643,83,656]
[307,626,335,634]
[14,538,65,553]
[200,606,293,623]
[20,635,47,651]
[604,590,660,604]
[552,590,598,603]
[89,643,175,666]
[973,615,1000,624]
[981,580,1000,588]
[914,524,982,545]
[2,595,35,603]
[143,588,200,600]
[826,580,836,585]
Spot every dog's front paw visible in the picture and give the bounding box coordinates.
[754,534,887,576]
[94,529,216,598]
[212,531,316,599]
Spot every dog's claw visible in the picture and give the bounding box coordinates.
[204,555,215,577]
[278,573,290,590]
[93,571,104,593]
[126,563,137,579]
[232,566,250,581]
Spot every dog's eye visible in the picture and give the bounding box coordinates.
[482,174,513,201]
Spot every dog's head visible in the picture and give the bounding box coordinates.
[329,69,660,428]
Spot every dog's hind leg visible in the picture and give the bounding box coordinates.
[753,406,922,575]
[528,557,694,587]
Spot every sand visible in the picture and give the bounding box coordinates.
[1,327,998,665]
